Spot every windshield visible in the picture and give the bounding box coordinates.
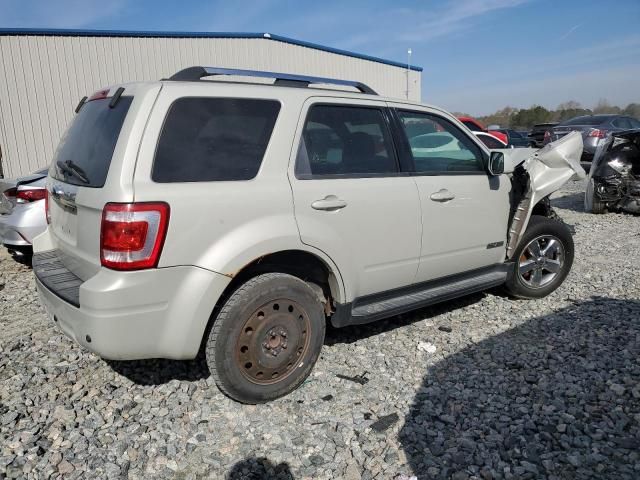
[50,96,133,187]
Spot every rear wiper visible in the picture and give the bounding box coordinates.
[57,160,89,184]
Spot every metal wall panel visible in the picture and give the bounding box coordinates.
[0,35,421,177]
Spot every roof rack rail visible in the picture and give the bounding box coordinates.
[167,66,378,95]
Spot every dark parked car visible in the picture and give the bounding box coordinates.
[585,129,640,214]
[529,122,558,148]
[547,115,640,162]
[495,129,532,148]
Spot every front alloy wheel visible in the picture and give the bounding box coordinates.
[504,215,574,299]
[518,235,565,289]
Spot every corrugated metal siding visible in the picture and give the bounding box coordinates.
[0,35,421,177]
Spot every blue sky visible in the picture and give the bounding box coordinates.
[2,0,639,115]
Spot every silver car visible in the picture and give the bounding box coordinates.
[33,67,584,403]
[547,114,640,162]
[0,168,48,254]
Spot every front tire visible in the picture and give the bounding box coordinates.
[504,215,574,299]
[206,273,326,403]
[585,178,607,214]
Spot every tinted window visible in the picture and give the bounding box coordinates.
[612,117,632,129]
[461,120,483,132]
[509,130,523,139]
[153,98,280,182]
[477,134,505,149]
[51,97,133,187]
[630,118,640,129]
[296,105,398,177]
[398,111,484,173]
[562,116,611,126]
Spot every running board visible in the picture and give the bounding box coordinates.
[331,264,510,327]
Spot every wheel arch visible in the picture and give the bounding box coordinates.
[217,248,346,309]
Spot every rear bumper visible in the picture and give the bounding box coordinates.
[35,252,231,360]
[0,200,46,247]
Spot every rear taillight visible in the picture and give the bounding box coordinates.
[45,190,51,224]
[100,202,170,270]
[3,187,17,199]
[543,130,551,143]
[588,128,606,139]
[16,188,47,203]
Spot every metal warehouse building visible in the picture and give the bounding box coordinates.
[0,29,422,178]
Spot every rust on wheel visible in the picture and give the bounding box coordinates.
[235,299,311,385]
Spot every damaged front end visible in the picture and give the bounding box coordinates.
[504,131,586,259]
[585,129,640,214]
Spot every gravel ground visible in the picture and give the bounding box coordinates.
[1,178,639,480]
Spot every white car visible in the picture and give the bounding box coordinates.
[33,67,585,403]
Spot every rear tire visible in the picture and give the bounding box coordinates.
[504,215,574,299]
[206,273,325,404]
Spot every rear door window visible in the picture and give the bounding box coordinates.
[152,98,280,182]
[51,97,133,187]
[295,105,398,177]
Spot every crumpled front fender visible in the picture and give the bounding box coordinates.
[506,131,586,258]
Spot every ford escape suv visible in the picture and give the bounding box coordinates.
[33,67,585,403]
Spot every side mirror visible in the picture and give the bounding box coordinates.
[488,151,505,175]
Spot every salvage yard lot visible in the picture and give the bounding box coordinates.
[1,179,639,480]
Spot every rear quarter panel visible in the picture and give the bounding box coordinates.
[132,83,347,302]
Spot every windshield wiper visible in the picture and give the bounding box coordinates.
[57,160,89,184]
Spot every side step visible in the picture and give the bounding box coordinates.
[333,264,509,327]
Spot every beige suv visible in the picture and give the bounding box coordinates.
[33,67,585,403]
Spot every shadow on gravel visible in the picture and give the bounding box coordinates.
[399,296,640,479]
[106,356,209,385]
[226,457,293,479]
[551,192,584,213]
[325,293,485,346]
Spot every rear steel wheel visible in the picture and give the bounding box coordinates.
[206,273,325,403]
[235,299,311,385]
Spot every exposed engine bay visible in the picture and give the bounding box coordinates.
[585,129,640,215]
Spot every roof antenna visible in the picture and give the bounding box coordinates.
[406,48,412,100]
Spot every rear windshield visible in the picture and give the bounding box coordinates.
[51,97,133,187]
[152,98,281,182]
[561,116,611,126]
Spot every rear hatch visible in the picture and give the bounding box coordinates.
[45,83,160,281]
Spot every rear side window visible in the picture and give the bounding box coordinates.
[51,97,133,187]
[477,134,505,149]
[295,105,398,177]
[612,117,632,129]
[461,120,482,132]
[153,98,280,182]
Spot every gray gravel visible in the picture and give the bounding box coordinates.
[1,178,639,479]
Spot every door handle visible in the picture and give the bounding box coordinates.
[311,195,347,211]
[430,189,455,202]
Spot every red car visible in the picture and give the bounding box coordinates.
[458,116,508,144]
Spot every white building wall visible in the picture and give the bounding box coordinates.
[0,34,421,177]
